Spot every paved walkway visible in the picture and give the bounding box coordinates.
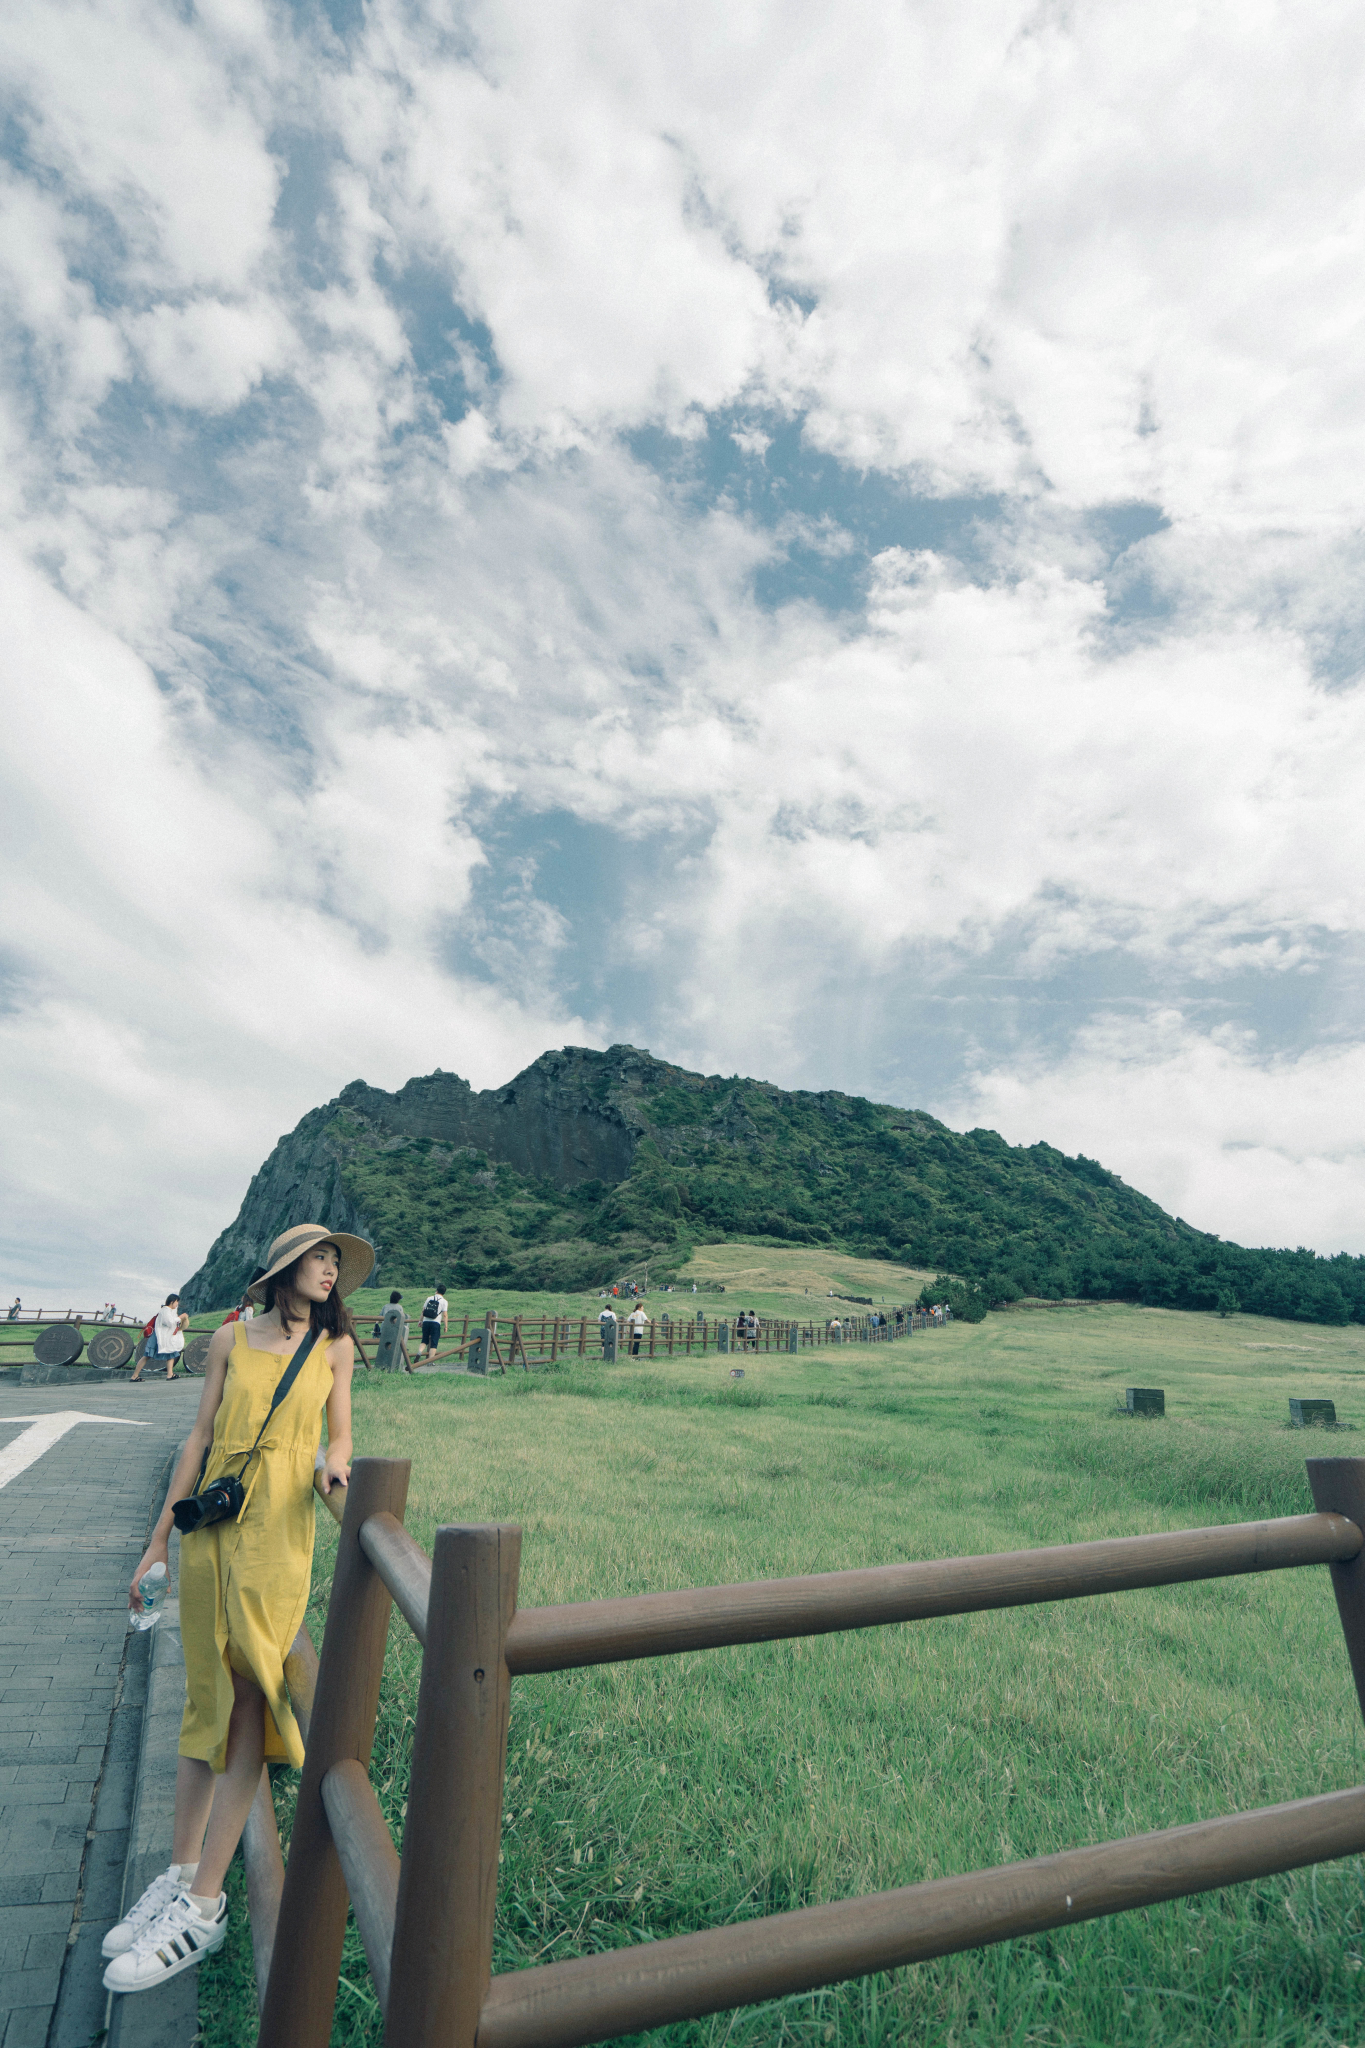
[0,1382,200,2047]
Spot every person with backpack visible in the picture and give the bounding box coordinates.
[104,1224,371,1999]
[418,1285,448,1362]
[130,1294,188,1382]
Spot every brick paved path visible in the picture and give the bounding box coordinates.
[0,1383,201,2047]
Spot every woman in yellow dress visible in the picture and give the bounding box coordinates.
[103,1223,372,1997]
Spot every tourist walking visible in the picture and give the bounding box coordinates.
[105,1224,370,1997]
[628,1303,648,1356]
[375,1291,409,1372]
[418,1285,449,1362]
[131,1293,188,1382]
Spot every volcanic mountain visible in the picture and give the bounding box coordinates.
[183,1044,1363,1327]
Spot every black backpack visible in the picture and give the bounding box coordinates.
[423,1296,441,1319]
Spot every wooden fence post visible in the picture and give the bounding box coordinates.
[1307,1459,1365,1723]
[385,1524,522,2048]
[257,1458,410,2048]
[488,1310,506,1374]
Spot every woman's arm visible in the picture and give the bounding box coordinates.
[126,1325,232,1610]
[319,1335,354,1493]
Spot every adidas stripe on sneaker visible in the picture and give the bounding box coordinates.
[102,1889,227,1993]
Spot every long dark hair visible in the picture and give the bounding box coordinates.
[266,1252,357,1342]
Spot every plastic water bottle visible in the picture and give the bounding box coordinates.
[130,1561,168,1632]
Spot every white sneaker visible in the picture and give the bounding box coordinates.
[102,1890,227,1993]
[100,1867,184,1958]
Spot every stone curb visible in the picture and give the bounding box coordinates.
[105,1540,197,2045]
[0,1364,118,1386]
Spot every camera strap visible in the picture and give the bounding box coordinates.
[248,1324,322,1456]
[192,1324,323,1497]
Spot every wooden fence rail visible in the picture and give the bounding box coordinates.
[250,1456,1365,2048]
[476,1786,1365,2048]
[0,1308,143,1328]
[402,1303,937,1375]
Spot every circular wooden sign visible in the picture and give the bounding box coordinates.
[32,1324,83,1367]
[182,1334,213,1376]
[87,1328,136,1369]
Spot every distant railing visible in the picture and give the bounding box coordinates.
[0,1308,142,1328]
[242,1455,1365,2048]
[386,1305,938,1374]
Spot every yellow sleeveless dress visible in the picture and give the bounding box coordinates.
[178,1321,336,1772]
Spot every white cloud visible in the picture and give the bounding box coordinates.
[950,1011,1365,1256]
[4,0,1365,1297]
[4,0,282,295]
[0,541,582,1297]
[127,297,294,411]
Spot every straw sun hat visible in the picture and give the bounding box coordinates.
[247,1224,375,1303]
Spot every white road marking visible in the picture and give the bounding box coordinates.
[0,1410,149,1490]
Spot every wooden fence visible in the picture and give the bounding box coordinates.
[376,1304,937,1374]
[0,1308,142,1328]
[1,1304,938,1375]
[240,1454,1365,2047]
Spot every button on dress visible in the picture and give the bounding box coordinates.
[178,1320,337,1772]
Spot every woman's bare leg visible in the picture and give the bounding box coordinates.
[192,1676,267,1897]
[171,1756,215,1867]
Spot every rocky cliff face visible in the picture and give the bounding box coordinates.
[336,1043,644,1186]
[182,1045,660,1308]
[181,1101,385,1311]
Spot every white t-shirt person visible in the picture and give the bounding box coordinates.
[154,1303,186,1354]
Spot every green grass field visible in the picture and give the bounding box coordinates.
[199,1270,1365,2047]
[341,1242,936,1340]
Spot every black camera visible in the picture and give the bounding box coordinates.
[171,1324,321,1536]
[172,1472,245,1533]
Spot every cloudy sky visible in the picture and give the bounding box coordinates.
[4,0,1365,1305]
